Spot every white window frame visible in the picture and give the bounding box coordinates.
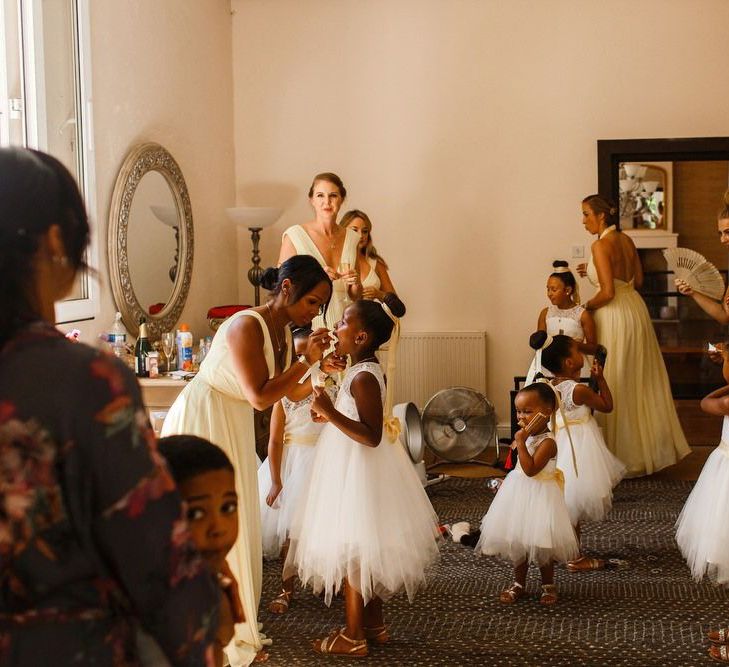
[1,0,99,324]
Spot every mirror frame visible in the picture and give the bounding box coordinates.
[108,142,194,339]
[598,137,729,211]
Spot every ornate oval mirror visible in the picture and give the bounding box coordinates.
[108,143,193,339]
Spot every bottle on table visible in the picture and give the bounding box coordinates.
[176,323,193,372]
[134,319,152,378]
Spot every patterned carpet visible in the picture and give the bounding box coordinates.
[258,477,727,666]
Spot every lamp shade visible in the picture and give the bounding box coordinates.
[225,206,283,229]
[150,205,179,227]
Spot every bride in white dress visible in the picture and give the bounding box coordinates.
[278,173,361,330]
[577,194,689,477]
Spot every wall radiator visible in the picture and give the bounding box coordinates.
[380,331,488,409]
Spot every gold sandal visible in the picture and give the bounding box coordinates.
[267,588,293,614]
[710,645,729,663]
[313,628,369,657]
[364,624,390,644]
[566,556,605,572]
[499,582,524,604]
[709,628,729,645]
[540,584,558,606]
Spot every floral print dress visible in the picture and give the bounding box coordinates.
[0,322,218,666]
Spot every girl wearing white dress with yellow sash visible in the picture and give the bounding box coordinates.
[529,331,626,571]
[161,256,332,666]
[577,194,689,477]
[477,382,578,606]
[279,173,361,330]
[675,348,729,662]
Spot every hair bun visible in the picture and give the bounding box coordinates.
[552,260,569,269]
[529,330,548,351]
[259,266,279,291]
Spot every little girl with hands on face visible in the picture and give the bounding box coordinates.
[530,331,625,571]
[284,300,440,658]
[477,382,578,606]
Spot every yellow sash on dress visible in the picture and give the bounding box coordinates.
[534,467,565,492]
[554,414,592,431]
[283,433,319,447]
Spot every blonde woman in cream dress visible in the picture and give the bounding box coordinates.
[577,194,689,477]
[279,173,361,330]
[340,209,407,318]
[161,256,332,666]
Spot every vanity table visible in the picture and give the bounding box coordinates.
[138,376,188,435]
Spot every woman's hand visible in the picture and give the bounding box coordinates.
[675,278,694,296]
[324,265,339,281]
[576,262,588,278]
[266,481,283,507]
[362,286,385,301]
[321,352,346,374]
[218,561,245,623]
[303,328,331,364]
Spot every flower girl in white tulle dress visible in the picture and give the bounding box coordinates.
[675,345,729,662]
[477,382,578,605]
[257,349,337,614]
[284,300,441,658]
[525,260,597,384]
[530,331,626,571]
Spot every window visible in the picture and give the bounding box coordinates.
[0,0,97,322]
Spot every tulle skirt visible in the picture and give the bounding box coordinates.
[556,420,626,525]
[675,446,729,585]
[476,469,578,566]
[258,444,317,559]
[283,425,441,605]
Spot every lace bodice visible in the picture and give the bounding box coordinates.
[335,362,386,421]
[545,304,585,341]
[282,386,337,442]
[553,379,590,420]
[515,431,556,473]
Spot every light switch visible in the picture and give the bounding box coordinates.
[571,245,585,259]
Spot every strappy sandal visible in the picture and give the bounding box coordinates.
[364,624,390,644]
[267,588,293,614]
[540,584,558,606]
[710,644,729,662]
[709,628,729,645]
[499,582,524,604]
[566,556,605,572]
[312,628,369,658]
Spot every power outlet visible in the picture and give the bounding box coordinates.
[571,245,585,259]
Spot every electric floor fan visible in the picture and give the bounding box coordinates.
[421,386,503,477]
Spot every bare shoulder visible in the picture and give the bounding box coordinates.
[350,369,382,394]
[226,311,263,345]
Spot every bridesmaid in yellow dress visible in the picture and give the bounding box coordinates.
[161,256,334,665]
[577,194,690,477]
[339,209,406,317]
[278,173,361,329]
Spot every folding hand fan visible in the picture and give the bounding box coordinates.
[662,247,725,300]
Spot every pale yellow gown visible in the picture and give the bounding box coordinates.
[161,310,290,666]
[281,225,359,329]
[587,252,689,477]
